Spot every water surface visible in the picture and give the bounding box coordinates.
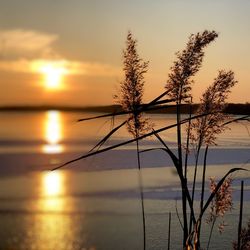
[0,111,249,249]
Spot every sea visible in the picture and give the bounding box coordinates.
[0,111,249,250]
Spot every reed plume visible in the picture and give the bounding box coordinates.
[207,177,233,224]
[206,176,233,249]
[115,31,150,138]
[165,30,218,103]
[190,70,237,146]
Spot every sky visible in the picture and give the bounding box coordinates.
[0,0,249,106]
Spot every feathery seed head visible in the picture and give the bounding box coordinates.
[165,30,218,103]
[207,176,233,232]
[189,70,237,146]
[115,31,151,138]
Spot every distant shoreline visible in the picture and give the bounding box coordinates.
[0,103,249,115]
[0,105,120,113]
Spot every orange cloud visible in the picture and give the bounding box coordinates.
[0,59,120,77]
[0,29,58,58]
[0,29,121,77]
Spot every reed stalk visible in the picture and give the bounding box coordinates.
[165,30,218,247]
[237,181,244,250]
[168,212,171,250]
[115,31,150,250]
[206,217,216,250]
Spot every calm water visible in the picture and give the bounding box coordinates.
[0,111,249,250]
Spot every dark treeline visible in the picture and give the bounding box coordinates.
[0,103,249,115]
[147,103,250,115]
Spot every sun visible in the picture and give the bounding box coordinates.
[31,60,68,90]
[40,63,68,90]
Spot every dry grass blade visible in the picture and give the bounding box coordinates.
[140,147,179,167]
[223,115,250,126]
[77,99,175,122]
[152,131,179,167]
[140,132,196,226]
[88,120,127,153]
[52,112,216,171]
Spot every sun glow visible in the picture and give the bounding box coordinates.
[41,63,67,90]
[43,66,61,89]
[32,60,68,90]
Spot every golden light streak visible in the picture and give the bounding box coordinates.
[42,110,64,154]
[43,171,63,197]
[40,171,65,212]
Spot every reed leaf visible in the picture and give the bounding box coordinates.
[88,120,127,153]
[77,99,175,122]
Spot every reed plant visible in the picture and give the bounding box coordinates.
[54,30,250,250]
[187,69,237,248]
[115,31,150,250]
[165,30,218,246]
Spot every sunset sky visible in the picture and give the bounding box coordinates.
[0,0,249,106]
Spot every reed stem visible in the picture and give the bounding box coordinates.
[237,180,244,250]
[168,212,171,250]
[176,102,188,247]
[207,217,216,250]
[136,138,146,250]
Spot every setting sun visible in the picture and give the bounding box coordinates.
[31,60,69,90]
[40,63,67,90]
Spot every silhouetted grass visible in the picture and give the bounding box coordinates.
[54,30,250,250]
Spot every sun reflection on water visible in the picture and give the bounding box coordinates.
[41,171,65,212]
[43,171,64,197]
[35,171,82,249]
[42,110,64,154]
